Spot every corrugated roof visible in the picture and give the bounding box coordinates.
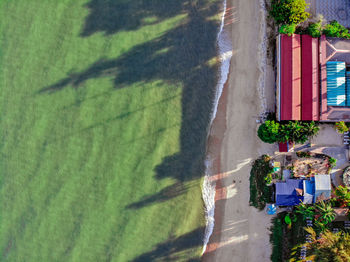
[280,34,301,120]
[326,61,346,106]
[275,179,303,206]
[314,175,331,202]
[346,72,350,106]
[301,35,319,121]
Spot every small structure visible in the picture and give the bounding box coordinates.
[314,174,332,202]
[275,174,332,206]
[278,142,293,152]
[275,179,304,206]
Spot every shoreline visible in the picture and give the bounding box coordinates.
[202,0,276,261]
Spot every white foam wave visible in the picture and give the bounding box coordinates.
[201,158,216,254]
[209,0,233,126]
[202,0,232,254]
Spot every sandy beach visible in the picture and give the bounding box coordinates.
[202,0,276,261]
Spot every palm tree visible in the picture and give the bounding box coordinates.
[334,185,350,207]
[303,227,350,262]
[315,200,335,225]
[296,201,315,219]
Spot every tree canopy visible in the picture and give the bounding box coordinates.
[257,120,319,144]
[270,0,310,25]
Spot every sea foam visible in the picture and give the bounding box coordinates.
[202,0,232,254]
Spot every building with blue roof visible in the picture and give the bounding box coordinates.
[275,179,304,206]
[275,175,331,206]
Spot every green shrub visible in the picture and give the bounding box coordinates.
[258,120,280,144]
[265,173,273,185]
[270,0,310,25]
[279,24,297,35]
[323,20,350,39]
[335,121,349,134]
[249,155,274,210]
[329,157,337,168]
[307,22,322,37]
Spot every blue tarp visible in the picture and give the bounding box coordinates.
[275,179,304,206]
[303,180,315,204]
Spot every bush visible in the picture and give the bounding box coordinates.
[307,21,322,37]
[258,120,280,144]
[249,155,274,210]
[270,0,310,25]
[323,20,350,39]
[329,157,337,168]
[265,173,273,185]
[335,121,349,134]
[279,24,297,35]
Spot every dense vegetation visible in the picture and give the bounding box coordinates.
[249,155,274,210]
[0,0,222,261]
[335,121,349,134]
[304,20,350,39]
[257,120,319,144]
[270,0,350,39]
[323,20,350,39]
[271,186,350,261]
[303,228,350,261]
[270,0,309,25]
[270,215,284,262]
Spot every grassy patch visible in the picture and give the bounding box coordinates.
[249,155,274,210]
[0,0,222,261]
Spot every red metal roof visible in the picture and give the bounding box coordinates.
[280,34,301,120]
[320,35,328,120]
[301,35,319,121]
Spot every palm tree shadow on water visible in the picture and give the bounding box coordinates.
[41,0,222,258]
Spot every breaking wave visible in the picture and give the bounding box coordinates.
[202,0,232,254]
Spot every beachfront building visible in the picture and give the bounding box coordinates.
[275,174,331,206]
[276,34,350,122]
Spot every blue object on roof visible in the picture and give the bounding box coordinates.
[275,179,304,206]
[327,61,346,106]
[266,204,277,215]
[303,179,315,204]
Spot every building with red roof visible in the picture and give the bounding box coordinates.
[277,34,350,122]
